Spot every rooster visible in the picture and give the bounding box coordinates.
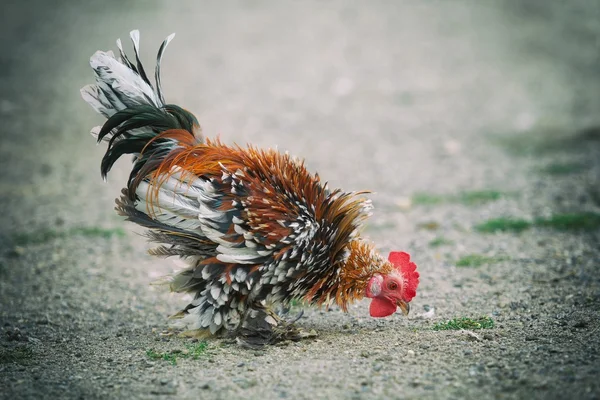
[81,31,419,346]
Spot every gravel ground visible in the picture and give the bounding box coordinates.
[1,1,600,399]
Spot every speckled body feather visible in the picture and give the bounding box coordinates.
[81,31,418,338]
[117,137,376,334]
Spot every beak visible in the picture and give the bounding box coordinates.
[397,300,410,316]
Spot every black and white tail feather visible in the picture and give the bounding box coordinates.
[81,30,174,136]
[80,30,212,245]
[80,29,202,180]
[80,30,218,305]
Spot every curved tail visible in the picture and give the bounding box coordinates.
[80,30,202,193]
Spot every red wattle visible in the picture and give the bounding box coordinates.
[369,297,397,317]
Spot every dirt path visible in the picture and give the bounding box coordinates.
[1,1,599,399]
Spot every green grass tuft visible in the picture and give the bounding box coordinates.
[412,190,506,207]
[475,218,532,233]
[0,346,34,364]
[146,349,178,365]
[13,226,126,246]
[146,341,209,365]
[457,190,503,205]
[476,213,600,233]
[429,237,453,247]
[433,316,495,331]
[186,341,209,359]
[534,212,600,231]
[412,193,445,206]
[455,254,505,267]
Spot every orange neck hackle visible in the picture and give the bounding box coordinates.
[308,240,394,311]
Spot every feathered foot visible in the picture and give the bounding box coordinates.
[235,305,317,349]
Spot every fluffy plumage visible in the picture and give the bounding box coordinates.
[81,31,419,342]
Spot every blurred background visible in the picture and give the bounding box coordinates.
[0,1,599,398]
[0,0,598,235]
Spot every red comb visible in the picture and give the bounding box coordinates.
[388,251,419,302]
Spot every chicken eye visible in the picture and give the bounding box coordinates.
[388,281,398,291]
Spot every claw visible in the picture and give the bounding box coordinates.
[236,306,316,348]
